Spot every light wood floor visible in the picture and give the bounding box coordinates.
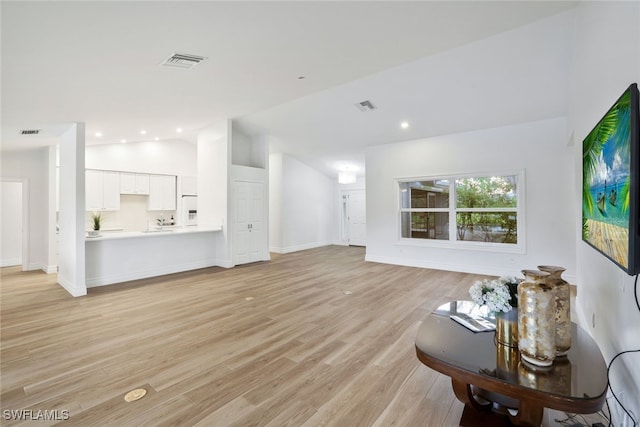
[1,246,489,426]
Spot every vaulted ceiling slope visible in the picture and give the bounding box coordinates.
[237,7,576,176]
[1,1,576,176]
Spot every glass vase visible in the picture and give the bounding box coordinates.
[538,265,571,356]
[518,269,556,367]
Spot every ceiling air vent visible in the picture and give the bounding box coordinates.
[160,53,207,70]
[355,100,377,112]
[20,129,40,135]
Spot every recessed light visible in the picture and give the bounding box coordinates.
[120,139,127,144]
[176,127,183,133]
[154,137,159,141]
[95,132,103,137]
[140,130,147,135]
[401,121,409,129]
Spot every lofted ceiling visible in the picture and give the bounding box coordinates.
[1,1,577,177]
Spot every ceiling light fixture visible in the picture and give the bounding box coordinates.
[176,128,183,133]
[120,139,127,144]
[401,121,409,129]
[154,137,159,141]
[140,130,147,135]
[338,171,356,184]
[95,132,103,137]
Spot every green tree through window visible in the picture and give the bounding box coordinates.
[399,174,520,246]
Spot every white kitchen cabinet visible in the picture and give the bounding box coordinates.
[86,170,120,211]
[120,172,150,195]
[233,180,267,265]
[148,175,176,211]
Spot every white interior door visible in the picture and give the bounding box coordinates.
[233,181,266,265]
[234,181,251,265]
[345,190,366,246]
[0,181,23,267]
[248,182,265,261]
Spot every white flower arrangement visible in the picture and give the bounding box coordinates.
[469,276,520,313]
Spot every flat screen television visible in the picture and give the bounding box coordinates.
[582,83,640,275]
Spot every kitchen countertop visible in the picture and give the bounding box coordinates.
[85,225,222,241]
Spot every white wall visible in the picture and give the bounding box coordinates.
[85,139,196,176]
[366,117,576,280]
[1,148,49,271]
[568,2,640,424]
[269,153,338,253]
[269,153,283,251]
[0,181,23,266]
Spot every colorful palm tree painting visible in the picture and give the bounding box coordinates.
[582,88,631,268]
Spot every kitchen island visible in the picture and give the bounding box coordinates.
[85,225,222,287]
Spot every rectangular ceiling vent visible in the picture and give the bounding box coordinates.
[161,53,207,70]
[355,100,377,112]
[20,129,40,135]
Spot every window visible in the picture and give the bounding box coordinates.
[399,172,523,251]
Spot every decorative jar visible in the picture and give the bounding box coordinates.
[538,265,571,356]
[495,308,518,348]
[518,269,555,367]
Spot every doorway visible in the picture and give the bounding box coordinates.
[341,190,366,247]
[1,179,28,270]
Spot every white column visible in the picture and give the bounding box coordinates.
[57,123,87,296]
[197,120,230,267]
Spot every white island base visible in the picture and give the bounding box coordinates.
[85,226,222,287]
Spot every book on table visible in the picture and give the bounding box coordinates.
[434,301,496,332]
[449,312,496,332]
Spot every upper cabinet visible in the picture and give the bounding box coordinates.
[148,175,176,211]
[86,170,120,211]
[120,172,150,195]
[181,176,197,195]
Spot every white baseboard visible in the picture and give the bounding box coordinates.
[0,258,21,267]
[270,241,332,254]
[365,254,519,277]
[86,260,218,287]
[43,265,58,274]
[57,276,87,297]
[28,262,42,271]
[215,259,234,268]
[364,254,577,283]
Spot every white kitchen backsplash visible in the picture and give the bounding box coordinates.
[86,195,176,232]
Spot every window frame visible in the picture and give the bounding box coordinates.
[397,170,525,254]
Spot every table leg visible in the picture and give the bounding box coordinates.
[452,379,543,427]
[507,400,544,427]
[451,378,491,412]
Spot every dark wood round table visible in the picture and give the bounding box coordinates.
[415,301,608,427]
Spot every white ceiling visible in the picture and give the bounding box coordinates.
[1,1,577,177]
